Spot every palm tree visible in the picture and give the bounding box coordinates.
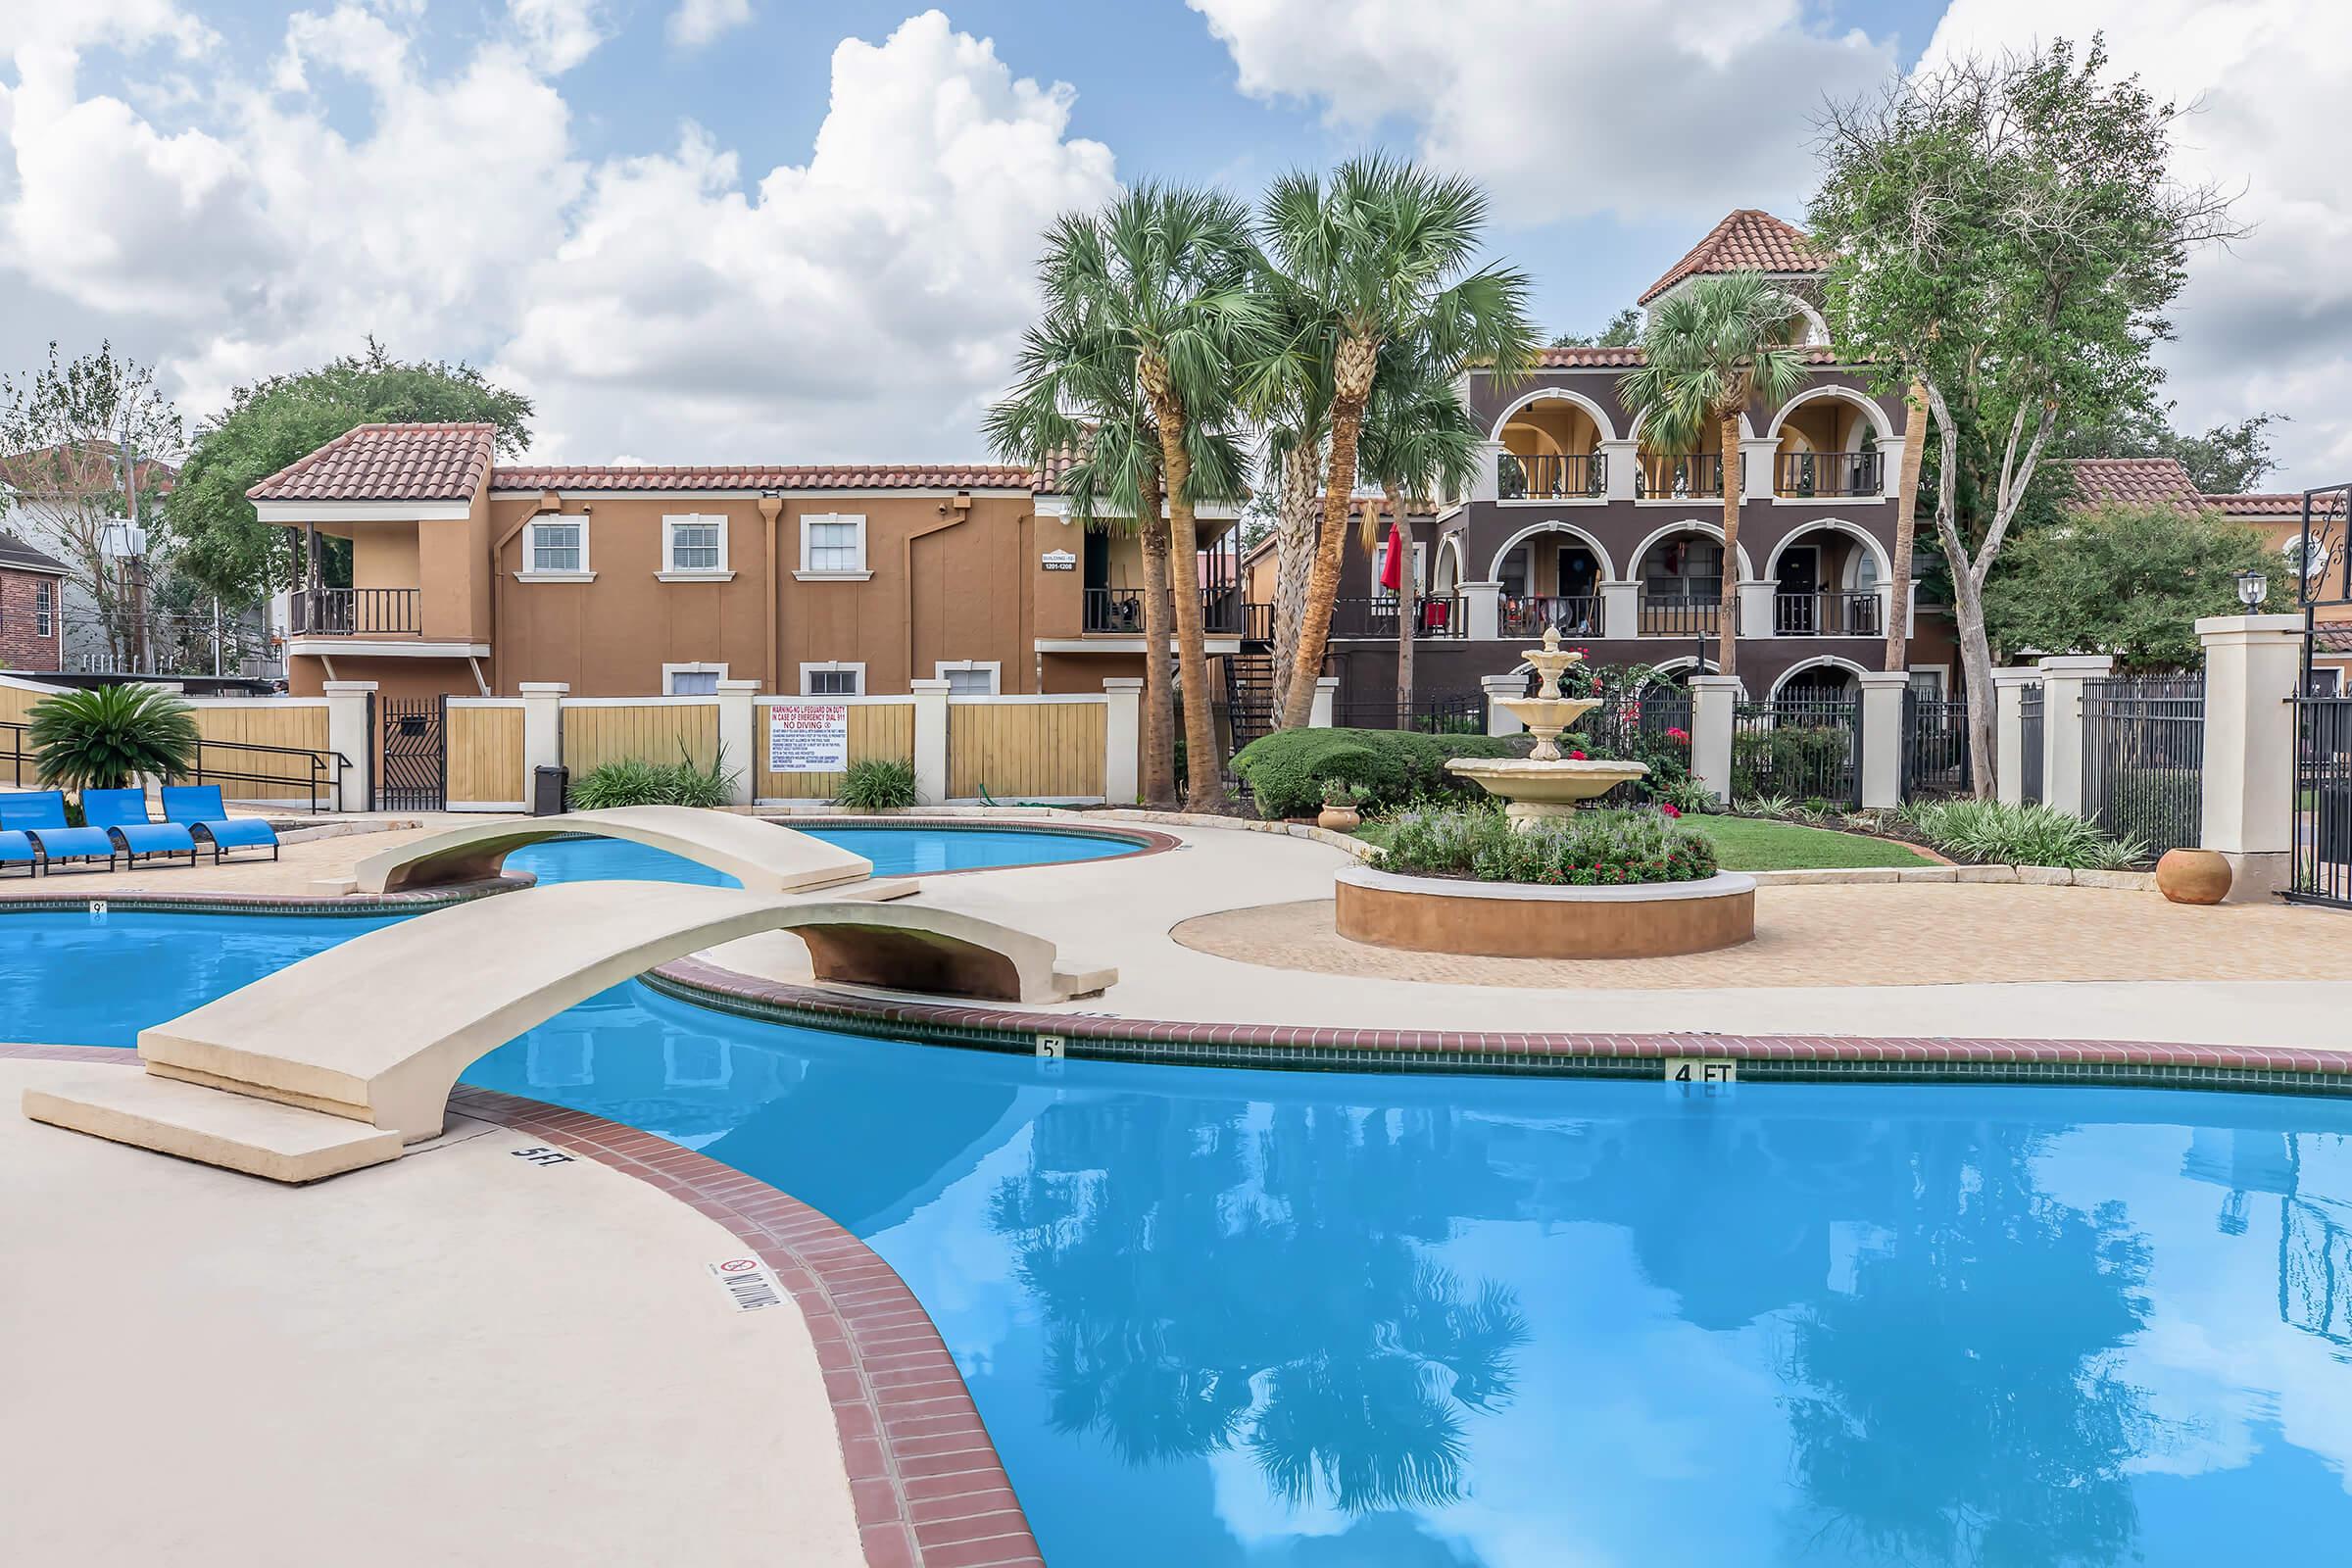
[1261,155,1538,729]
[1247,267,1337,702]
[1037,184,1266,809]
[1617,270,1813,677]
[27,684,198,791]
[986,294,1183,807]
[1885,384,1928,670]
[1355,357,1480,721]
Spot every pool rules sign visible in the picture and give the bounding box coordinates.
[768,704,849,773]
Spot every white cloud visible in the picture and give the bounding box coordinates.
[1920,0,2351,488]
[1185,0,1895,227]
[0,5,1117,465]
[507,0,607,74]
[667,0,753,51]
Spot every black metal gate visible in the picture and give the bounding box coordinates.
[2019,683,2044,805]
[1733,695,1861,808]
[2291,481,2352,907]
[375,695,448,810]
[2082,675,2204,856]
[1901,686,1972,798]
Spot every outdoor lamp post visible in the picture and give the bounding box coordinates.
[2235,567,2270,611]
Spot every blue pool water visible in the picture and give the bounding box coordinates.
[508,825,1137,888]
[10,833,2352,1565]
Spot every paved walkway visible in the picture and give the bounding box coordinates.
[0,1054,865,1568]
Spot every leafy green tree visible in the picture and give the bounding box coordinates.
[28,685,198,790]
[1984,503,2271,669]
[1550,308,1642,349]
[1812,37,2239,790]
[1618,270,1813,676]
[162,340,531,606]
[2060,404,2287,495]
[1264,155,1537,729]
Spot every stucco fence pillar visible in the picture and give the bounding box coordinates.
[1308,676,1339,729]
[1989,668,2039,808]
[1102,678,1142,805]
[1482,674,1525,737]
[520,682,566,806]
[1689,674,1741,805]
[321,680,374,813]
[714,679,760,807]
[1856,671,1907,809]
[2035,655,2113,818]
[910,679,951,807]
[2197,613,2304,901]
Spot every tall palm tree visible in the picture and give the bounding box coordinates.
[1356,356,1479,721]
[1042,184,1265,809]
[1247,266,1337,701]
[986,298,1181,807]
[1262,154,1538,730]
[1617,270,1813,677]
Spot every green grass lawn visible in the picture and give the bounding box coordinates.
[1351,812,1933,871]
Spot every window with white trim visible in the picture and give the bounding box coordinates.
[34,581,54,637]
[937,661,1001,696]
[524,516,587,575]
[663,514,727,574]
[801,662,865,696]
[663,662,726,696]
[801,514,867,575]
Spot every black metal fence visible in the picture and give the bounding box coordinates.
[2019,683,2043,805]
[1332,690,1487,734]
[2082,675,2204,855]
[1901,688,1972,798]
[2291,696,2352,908]
[1732,696,1860,807]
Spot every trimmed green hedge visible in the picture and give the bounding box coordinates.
[1230,726,1531,819]
[1383,804,1718,885]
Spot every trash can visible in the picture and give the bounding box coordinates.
[532,764,569,817]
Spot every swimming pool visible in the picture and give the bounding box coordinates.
[9,834,2352,1564]
[510,822,1143,886]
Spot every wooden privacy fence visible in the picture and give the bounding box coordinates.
[561,698,721,775]
[447,699,526,808]
[756,698,914,800]
[183,700,334,803]
[948,696,1107,801]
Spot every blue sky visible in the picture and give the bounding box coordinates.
[4,1,2344,482]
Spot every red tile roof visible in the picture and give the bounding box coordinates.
[1639,210,1828,305]
[2206,492,2313,516]
[489,463,1036,493]
[247,422,496,503]
[2066,457,2205,513]
[1533,344,1844,368]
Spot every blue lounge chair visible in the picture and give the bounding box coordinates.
[161,785,281,863]
[0,791,119,873]
[81,788,199,868]
[0,827,35,877]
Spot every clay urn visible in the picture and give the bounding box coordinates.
[2156,847,2231,906]
[1317,805,1362,834]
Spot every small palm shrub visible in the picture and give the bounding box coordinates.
[28,684,199,791]
[567,744,740,809]
[1898,798,2146,870]
[1382,804,1717,885]
[836,757,917,810]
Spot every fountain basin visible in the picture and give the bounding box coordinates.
[1446,758,1649,826]
[1335,865,1756,958]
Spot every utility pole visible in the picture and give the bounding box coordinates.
[119,409,150,673]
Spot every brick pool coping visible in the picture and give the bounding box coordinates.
[2,1044,1041,1568]
[649,958,2352,1097]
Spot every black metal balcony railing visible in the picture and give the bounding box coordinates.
[1635,454,1724,500]
[1084,586,1261,637]
[1774,590,1884,637]
[1240,600,1274,645]
[1499,594,1601,638]
[1775,450,1885,499]
[291,586,419,636]
[1497,452,1606,501]
[1639,590,1724,637]
[1328,594,1467,640]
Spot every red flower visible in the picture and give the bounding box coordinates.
[1660,803,1682,818]
[1568,749,1587,760]
[1666,727,1690,744]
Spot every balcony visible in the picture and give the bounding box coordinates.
[291,587,419,637]
[1775,451,1884,499]
[1635,454,1723,501]
[1775,590,1883,637]
[1084,586,1263,638]
[1499,594,1600,638]
[1640,590,1725,637]
[1498,452,1605,501]
[1329,594,1467,640]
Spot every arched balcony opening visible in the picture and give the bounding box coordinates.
[1773,395,1885,499]
[1769,524,1888,638]
[1635,424,1726,501]
[1495,527,1605,637]
[1498,400,1608,500]
[1637,529,1726,638]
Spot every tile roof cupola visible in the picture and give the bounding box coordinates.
[1638,210,1829,306]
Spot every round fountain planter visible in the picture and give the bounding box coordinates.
[1335,864,1756,958]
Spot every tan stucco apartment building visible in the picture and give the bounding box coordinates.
[250,424,1242,700]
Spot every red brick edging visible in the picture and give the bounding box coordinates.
[5,1045,1038,1568]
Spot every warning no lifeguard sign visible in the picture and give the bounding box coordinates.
[768,704,849,772]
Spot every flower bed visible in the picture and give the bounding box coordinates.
[1380,804,1718,886]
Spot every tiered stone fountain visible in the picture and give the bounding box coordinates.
[1446,626,1646,828]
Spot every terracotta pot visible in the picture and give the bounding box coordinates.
[2156,848,2231,906]
[1317,806,1361,833]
